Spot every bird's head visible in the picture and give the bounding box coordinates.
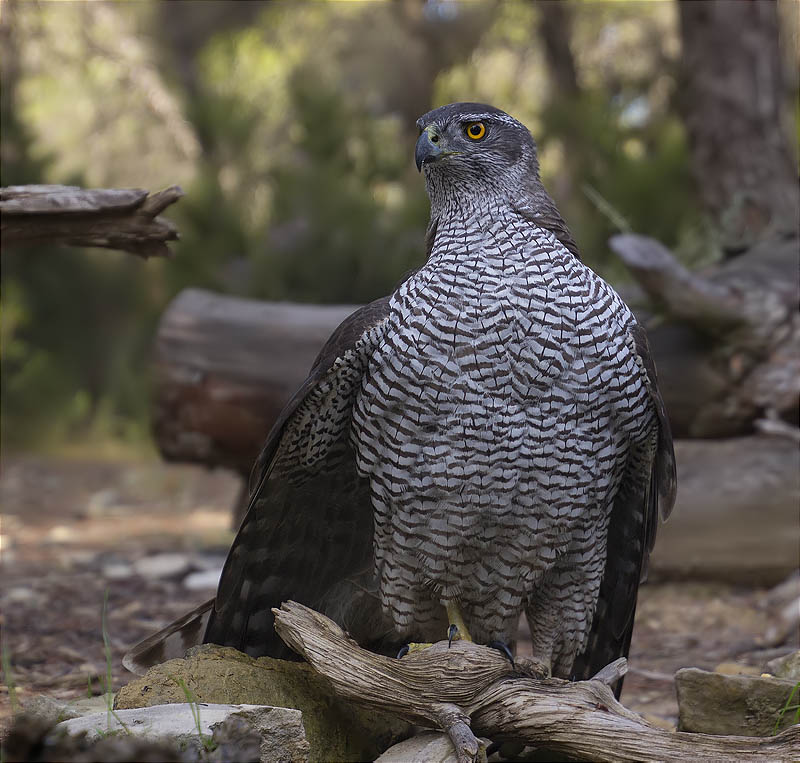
[415,102,539,211]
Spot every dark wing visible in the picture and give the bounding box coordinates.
[203,296,392,660]
[571,322,676,696]
[123,298,392,674]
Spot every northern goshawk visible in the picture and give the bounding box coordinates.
[126,103,676,691]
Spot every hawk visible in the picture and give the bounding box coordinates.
[126,103,676,692]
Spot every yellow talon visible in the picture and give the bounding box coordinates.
[406,641,434,653]
[446,601,472,643]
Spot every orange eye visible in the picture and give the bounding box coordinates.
[465,122,486,140]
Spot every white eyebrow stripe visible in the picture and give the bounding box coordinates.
[454,113,523,128]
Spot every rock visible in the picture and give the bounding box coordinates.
[675,667,798,736]
[23,695,81,725]
[46,525,77,543]
[24,693,114,725]
[376,731,466,763]
[86,488,130,517]
[712,662,761,676]
[4,586,43,605]
[649,437,799,585]
[103,563,135,581]
[189,554,228,570]
[133,553,191,580]
[765,650,800,681]
[55,703,308,762]
[2,712,185,763]
[183,568,222,590]
[115,643,410,761]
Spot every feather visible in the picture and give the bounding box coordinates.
[570,323,676,697]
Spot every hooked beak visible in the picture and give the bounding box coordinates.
[415,126,442,172]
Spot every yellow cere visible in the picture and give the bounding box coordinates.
[465,122,486,140]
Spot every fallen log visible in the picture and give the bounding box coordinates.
[272,601,799,763]
[152,288,358,476]
[0,184,183,258]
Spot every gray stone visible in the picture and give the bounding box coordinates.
[676,667,798,736]
[133,553,191,580]
[103,563,135,581]
[183,568,222,590]
[4,586,43,605]
[376,732,463,763]
[115,643,410,760]
[765,650,800,681]
[86,489,130,517]
[23,695,81,725]
[24,694,117,725]
[54,702,308,762]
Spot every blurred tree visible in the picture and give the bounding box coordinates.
[677,0,799,252]
[6,0,793,451]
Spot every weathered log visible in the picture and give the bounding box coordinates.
[152,288,358,476]
[272,601,800,763]
[611,232,799,437]
[0,184,183,258]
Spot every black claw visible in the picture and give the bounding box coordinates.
[447,624,459,648]
[487,640,515,669]
[396,645,409,659]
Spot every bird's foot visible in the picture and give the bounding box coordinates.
[445,601,472,648]
[396,642,434,658]
[486,640,515,669]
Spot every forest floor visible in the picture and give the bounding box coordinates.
[0,453,796,738]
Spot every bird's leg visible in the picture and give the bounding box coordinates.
[446,600,472,646]
[397,600,473,658]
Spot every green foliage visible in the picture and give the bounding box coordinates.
[172,676,217,753]
[250,76,428,304]
[774,681,800,734]
[2,0,756,450]
[537,90,704,279]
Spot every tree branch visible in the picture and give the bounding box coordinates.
[272,601,799,763]
[1,184,183,258]
[609,233,745,333]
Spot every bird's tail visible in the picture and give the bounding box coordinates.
[122,598,214,675]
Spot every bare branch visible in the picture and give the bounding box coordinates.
[1,184,183,258]
[609,233,745,333]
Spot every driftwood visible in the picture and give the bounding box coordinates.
[0,184,183,258]
[152,288,357,476]
[272,602,799,763]
[611,233,799,437]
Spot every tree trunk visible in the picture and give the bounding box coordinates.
[677,0,798,250]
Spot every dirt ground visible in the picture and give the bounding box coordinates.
[1,454,797,738]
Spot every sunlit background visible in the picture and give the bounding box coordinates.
[6,0,785,451]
